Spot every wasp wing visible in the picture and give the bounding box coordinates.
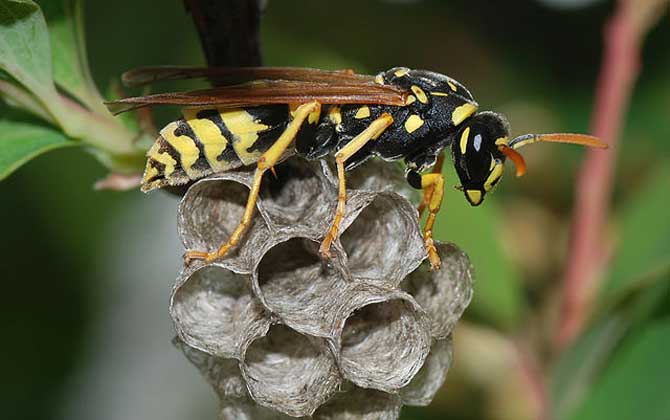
[105,80,408,115]
[121,66,375,88]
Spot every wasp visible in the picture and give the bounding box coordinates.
[107,66,606,270]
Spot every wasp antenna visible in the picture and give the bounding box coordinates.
[498,145,527,177]
[509,133,608,150]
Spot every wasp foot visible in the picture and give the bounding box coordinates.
[424,237,442,271]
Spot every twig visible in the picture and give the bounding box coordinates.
[515,340,548,420]
[183,0,263,68]
[556,0,668,348]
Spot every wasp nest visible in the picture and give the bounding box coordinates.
[171,157,473,419]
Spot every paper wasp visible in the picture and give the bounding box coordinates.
[107,66,607,270]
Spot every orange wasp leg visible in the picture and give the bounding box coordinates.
[420,173,445,270]
[319,113,394,259]
[417,151,445,217]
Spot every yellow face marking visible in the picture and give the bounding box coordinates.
[430,91,449,97]
[146,141,177,176]
[452,103,477,126]
[411,85,428,104]
[459,126,471,155]
[182,108,232,172]
[220,108,270,165]
[495,136,509,146]
[375,74,384,84]
[355,106,371,119]
[466,190,482,205]
[484,162,504,191]
[394,68,410,77]
[405,95,416,105]
[404,114,424,134]
[328,106,342,126]
[447,81,458,92]
[161,121,200,178]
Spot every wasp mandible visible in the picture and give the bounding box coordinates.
[107,66,607,270]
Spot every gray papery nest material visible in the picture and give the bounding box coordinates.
[171,157,473,419]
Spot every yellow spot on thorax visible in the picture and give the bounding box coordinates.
[405,95,416,105]
[411,85,428,104]
[394,68,410,77]
[430,91,449,97]
[220,108,270,165]
[447,81,458,92]
[459,126,471,155]
[328,106,342,126]
[404,114,424,133]
[182,108,232,172]
[161,121,200,178]
[484,162,504,191]
[466,190,482,205]
[355,106,371,119]
[375,74,385,84]
[452,103,477,126]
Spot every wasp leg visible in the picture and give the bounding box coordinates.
[417,151,445,217]
[184,101,321,265]
[420,173,445,270]
[319,113,394,259]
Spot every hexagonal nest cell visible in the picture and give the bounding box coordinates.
[171,157,473,419]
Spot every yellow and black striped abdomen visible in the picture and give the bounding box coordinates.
[142,105,289,192]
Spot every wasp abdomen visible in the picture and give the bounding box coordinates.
[142,105,289,192]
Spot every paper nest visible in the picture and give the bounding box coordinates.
[170,157,473,419]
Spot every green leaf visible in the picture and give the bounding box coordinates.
[433,169,525,329]
[0,0,56,100]
[0,78,53,122]
[549,164,670,418]
[42,0,105,113]
[601,163,670,299]
[0,119,76,180]
[550,315,628,420]
[550,269,670,419]
[569,320,670,420]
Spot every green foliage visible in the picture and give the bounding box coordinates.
[602,164,670,298]
[43,0,106,115]
[0,0,53,98]
[0,0,143,182]
[434,172,525,330]
[570,320,670,420]
[550,164,670,419]
[0,119,75,180]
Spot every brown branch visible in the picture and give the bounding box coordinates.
[183,0,263,68]
[556,0,668,348]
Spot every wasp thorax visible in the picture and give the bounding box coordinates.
[451,112,510,206]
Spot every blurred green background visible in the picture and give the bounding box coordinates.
[1,0,668,419]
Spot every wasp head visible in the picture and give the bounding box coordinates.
[450,112,515,206]
[450,111,607,206]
